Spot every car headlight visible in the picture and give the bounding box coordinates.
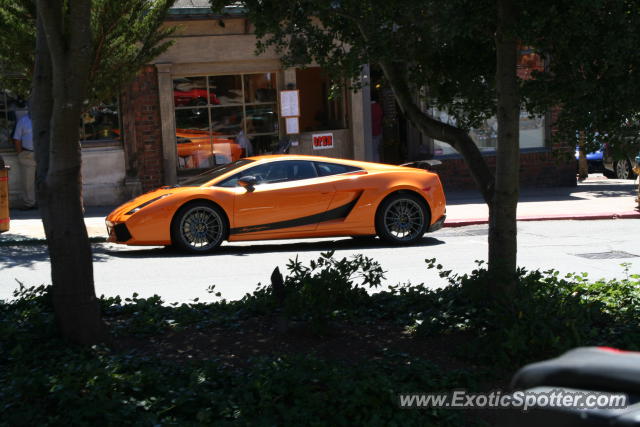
[125,194,172,215]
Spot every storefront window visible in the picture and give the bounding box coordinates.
[209,75,243,105]
[173,72,279,171]
[432,109,545,156]
[1,90,120,149]
[0,90,27,150]
[430,49,545,156]
[80,101,121,142]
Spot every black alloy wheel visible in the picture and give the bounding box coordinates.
[171,201,227,253]
[375,193,429,244]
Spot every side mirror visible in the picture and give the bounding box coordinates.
[238,175,258,192]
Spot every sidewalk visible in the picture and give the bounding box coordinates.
[445,175,640,227]
[1,175,638,243]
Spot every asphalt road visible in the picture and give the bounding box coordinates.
[2,219,639,303]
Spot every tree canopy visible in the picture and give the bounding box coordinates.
[217,0,640,153]
[521,0,640,154]
[0,0,175,106]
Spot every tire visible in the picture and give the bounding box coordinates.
[375,193,430,245]
[171,201,227,253]
[603,167,616,179]
[615,159,633,180]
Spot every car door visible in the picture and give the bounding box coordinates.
[229,160,337,236]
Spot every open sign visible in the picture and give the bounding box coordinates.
[312,133,334,150]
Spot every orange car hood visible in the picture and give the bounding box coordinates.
[109,187,184,218]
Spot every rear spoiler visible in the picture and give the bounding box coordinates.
[400,159,443,171]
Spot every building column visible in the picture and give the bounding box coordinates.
[280,68,297,143]
[283,67,296,88]
[350,65,372,161]
[156,63,177,186]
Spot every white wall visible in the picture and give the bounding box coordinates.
[2,144,127,207]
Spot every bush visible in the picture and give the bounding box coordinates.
[2,256,640,424]
[411,260,640,367]
[239,251,385,332]
[0,287,475,426]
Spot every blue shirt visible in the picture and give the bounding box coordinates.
[13,115,33,150]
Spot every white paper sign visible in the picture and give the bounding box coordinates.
[312,133,334,150]
[280,90,300,117]
[285,117,299,134]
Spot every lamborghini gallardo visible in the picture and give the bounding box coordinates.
[105,155,447,253]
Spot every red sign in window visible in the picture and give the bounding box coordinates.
[312,133,334,150]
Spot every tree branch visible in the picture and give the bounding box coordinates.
[347,13,496,202]
[378,60,495,203]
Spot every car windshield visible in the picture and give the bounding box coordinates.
[180,159,255,186]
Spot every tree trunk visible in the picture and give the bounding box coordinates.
[34,0,107,345]
[577,133,588,180]
[490,0,520,291]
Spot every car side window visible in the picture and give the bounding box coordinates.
[283,160,317,181]
[314,161,363,177]
[217,160,318,187]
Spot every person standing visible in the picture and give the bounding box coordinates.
[13,111,37,210]
[371,97,384,163]
[236,118,254,158]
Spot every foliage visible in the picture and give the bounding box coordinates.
[88,0,176,104]
[520,0,640,155]
[3,255,640,423]
[1,287,474,426]
[0,0,34,95]
[0,0,176,105]
[409,259,640,367]
[281,251,385,327]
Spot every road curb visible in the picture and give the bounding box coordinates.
[444,210,640,228]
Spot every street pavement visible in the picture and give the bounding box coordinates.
[1,174,639,302]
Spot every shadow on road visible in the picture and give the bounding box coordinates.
[0,244,112,268]
[104,236,446,259]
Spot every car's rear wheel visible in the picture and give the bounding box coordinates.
[375,193,429,244]
[171,201,227,253]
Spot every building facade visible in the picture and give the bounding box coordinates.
[0,3,574,207]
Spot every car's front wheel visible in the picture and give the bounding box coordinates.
[375,193,429,245]
[171,201,227,253]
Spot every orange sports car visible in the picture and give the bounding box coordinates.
[105,155,447,253]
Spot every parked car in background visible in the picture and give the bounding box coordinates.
[575,145,603,173]
[603,143,638,180]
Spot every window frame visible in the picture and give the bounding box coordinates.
[173,72,280,141]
